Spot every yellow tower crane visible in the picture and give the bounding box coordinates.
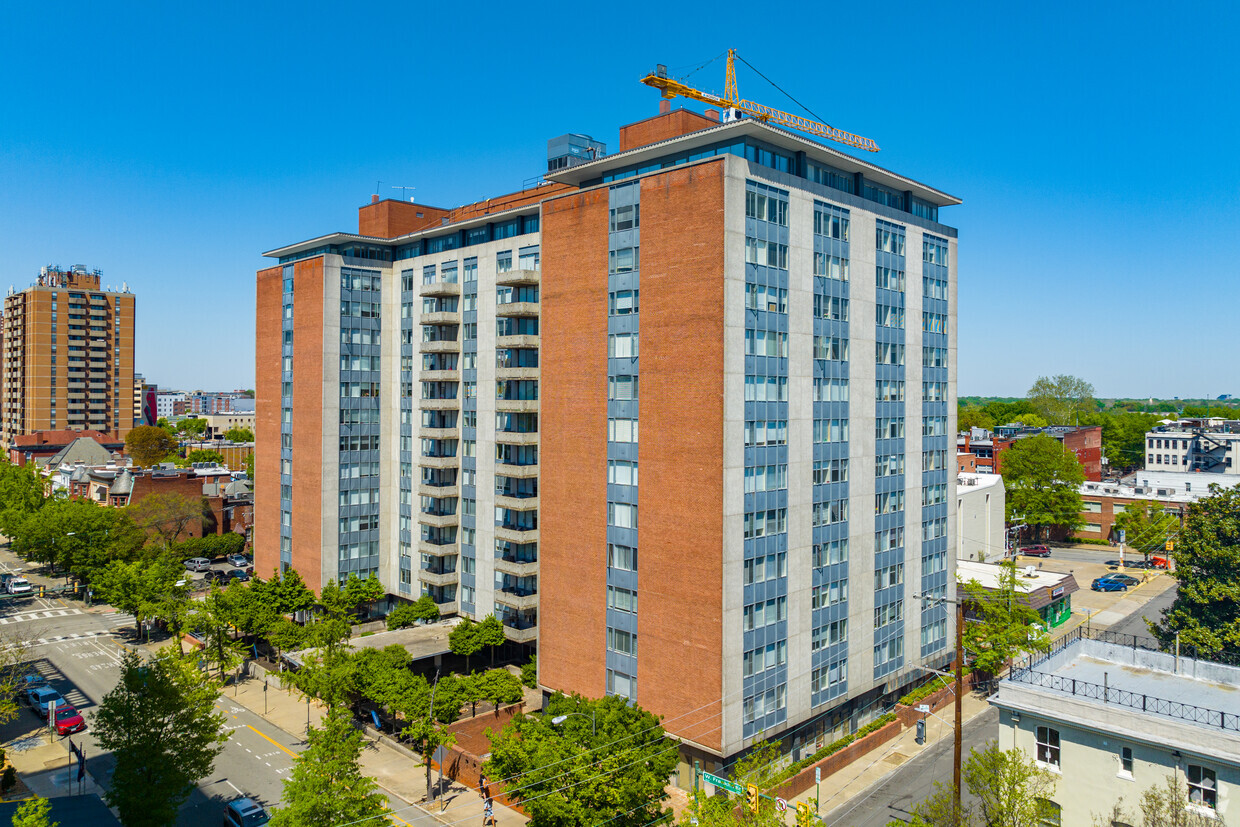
[640,50,880,152]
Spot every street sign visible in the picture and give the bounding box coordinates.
[916,704,931,713]
[702,772,743,795]
[815,767,821,783]
[775,797,788,812]
[1166,541,1174,551]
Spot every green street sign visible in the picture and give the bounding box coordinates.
[702,772,743,795]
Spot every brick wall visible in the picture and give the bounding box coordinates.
[538,185,612,699]
[290,257,324,591]
[358,200,452,238]
[254,265,283,578]
[635,161,727,752]
[768,718,904,801]
[446,702,523,757]
[619,109,719,152]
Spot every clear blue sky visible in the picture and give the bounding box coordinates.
[2,2,1236,397]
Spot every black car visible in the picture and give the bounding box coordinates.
[204,570,230,585]
[226,569,251,583]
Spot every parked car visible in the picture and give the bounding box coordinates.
[7,577,32,595]
[52,704,86,735]
[1108,573,1140,587]
[184,558,212,572]
[223,796,270,827]
[226,569,250,583]
[1091,576,1129,592]
[1021,545,1052,558]
[226,554,251,568]
[204,569,230,585]
[25,685,66,717]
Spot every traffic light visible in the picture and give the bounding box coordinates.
[795,802,814,825]
[38,585,45,598]
[746,784,759,813]
[915,719,926,745]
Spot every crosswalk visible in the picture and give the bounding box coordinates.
[0,608,84,625]
[31,629,120,646]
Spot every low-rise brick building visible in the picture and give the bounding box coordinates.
[958,424,1103,481]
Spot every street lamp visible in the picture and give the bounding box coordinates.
[551,711,596,735]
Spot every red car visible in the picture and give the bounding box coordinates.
[52,704,86,735]
[1021,545,1052,558]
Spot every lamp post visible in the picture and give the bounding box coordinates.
[551,711,597,735]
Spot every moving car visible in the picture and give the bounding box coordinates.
[225,569,250,583]
[1020,545,1052,558]
[184,557,212,572]
[25,685,66,717]
[7,577,32,595]
[1091,576,1129,592]
[226,554,251,568]
[223,796,270,827]
[1108,573,1140,587]
[52,704,86,735]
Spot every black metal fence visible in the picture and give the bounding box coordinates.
[1007,626,1240,732]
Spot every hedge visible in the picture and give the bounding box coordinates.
[897,667,973,707]
[1066,536,1110,546]
[775,712,898,784]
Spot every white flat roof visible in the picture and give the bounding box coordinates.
[957,472,1003,491]
[957,560,1068,594]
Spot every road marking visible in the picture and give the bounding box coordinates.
[245,725,298,759]
[0,609,85,625]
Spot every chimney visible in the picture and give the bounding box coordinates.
[659,99,671,115]
[371,194,380,204]
[705,108,720,122]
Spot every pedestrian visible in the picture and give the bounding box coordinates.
[483,797,495,826]
[478,773,489,799]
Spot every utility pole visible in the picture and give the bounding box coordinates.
[915,591,967,814]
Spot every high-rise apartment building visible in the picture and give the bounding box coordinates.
[256,106,959,770]
[1,266,136,450]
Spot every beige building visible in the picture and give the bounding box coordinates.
[0,265,136,450]
[201,411,255,440]
[993,633,1240,825]
[956,472,1005,561]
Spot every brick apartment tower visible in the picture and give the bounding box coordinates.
[1,266,136,450]
[255,109,960,771]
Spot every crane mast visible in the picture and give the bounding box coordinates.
[640,50,880,153]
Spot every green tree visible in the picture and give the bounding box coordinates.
[958,408,995,433]
[679,740,784,827]
[477,613,506,665]
[1012,412,1048,428]
[268,708,387,827]
[11,796,57,827]
[0,460,47,539]
[243,453,254,481]
[126,492,206,549]
[961,742,1058,827]
[1135,774,1214,826]
[223,427,254,443]
[386,597,439,630]
[486,693,676,827]
[178,417,207,438]
[185,449,225,466]
[93,650,227,827]
[191,583,249,682]
[125,425,178,467]
[891,781,972,827]
[521,656,537,689]
[1027,374,1096,426]
[1001,434,1085,541]
[342,573,385,618]
[1152,485,1240,660]
[9,498,140,582]
[92,554,186,638]
[268,568,315,615]
[962,560,1051,675]
[475,668,524,711]
[449,618,483,671]
[1112,501,1180,563]
[268,618,308,664]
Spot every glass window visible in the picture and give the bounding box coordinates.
[1188,765,1216,809]
[1120,747,1133,775]
[1036,800,1061,827]
[1036,726,1060,768]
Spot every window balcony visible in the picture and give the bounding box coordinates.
[420,281,460,298]
[496,398,538,414]
[418,370,458,383]
[496,430,538,446]
[495,302,539,319]
[418,539,458,557]
[499,615,538,643]
[494,556,538,578]
[496,334,539,350]
[417,483,459,499]
[495,525,538,545]
[495,493,538,511]
[495,588,538,612]
[496,366,539,381]
[420,454,459,470]
[496,268,539,287]
[421,339,460,354]
[420,311,460,326]
[494,461,537,479]
[418,426,457,441]
[418,511,459,530]
[420,397,459,411]
[418,568,459,588]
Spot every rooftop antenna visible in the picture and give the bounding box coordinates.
[391,185,416,203]
[374,180,383,196]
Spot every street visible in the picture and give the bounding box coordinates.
[0,547,427,826]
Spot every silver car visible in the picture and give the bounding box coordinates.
[184,557,212,572]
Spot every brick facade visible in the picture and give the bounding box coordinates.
[254,265,283,579]
[618,108,720,152]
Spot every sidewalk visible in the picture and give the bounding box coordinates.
[228,670,527,826]
[785,691,993,821]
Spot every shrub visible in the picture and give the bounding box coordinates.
[521,656,537,689]
[898,668,972,707]
[776,712,898,783]
[1066,536,1110,546]
[1,765,16,792]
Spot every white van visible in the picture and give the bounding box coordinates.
[8,578,32,595]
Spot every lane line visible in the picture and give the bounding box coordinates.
[245,725,298,759]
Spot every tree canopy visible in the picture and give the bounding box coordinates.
[93,650,227,827]
[0,460,47,538]
[898,742,1057,827]
[185,449,225,466]
[178,417,208,438]
[962,561,1050,674]
[1112,501,1180,563]
[1001,434,1085,540]
[1152,485,1240,661]
[449,618,484,670]
[1027,374,1096,426]
[10,796,57,827]
[125,425,178,467]
[269,708,387,827]
[91,553,188,638]
[223,427,254,443]
[126,492,206,548]
[485,693,676,827]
